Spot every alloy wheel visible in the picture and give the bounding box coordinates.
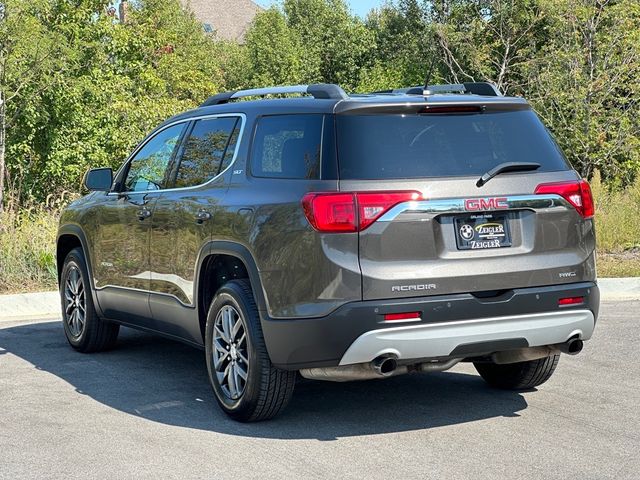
[213,305,249,400]
[64,265,86,338]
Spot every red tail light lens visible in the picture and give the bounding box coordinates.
[356,191,422,230]
[302,193,357,232]
[534,180,594,218]
[302,191,421,232]
[558,296,584,306]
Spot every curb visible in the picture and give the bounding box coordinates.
[596,277,640,301]
[1,278,639,324]
[0,291,60,323]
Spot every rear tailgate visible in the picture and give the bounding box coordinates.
[335,106,597,301]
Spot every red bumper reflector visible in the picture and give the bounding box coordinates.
[384,312,421,321]
[558,296,584,306]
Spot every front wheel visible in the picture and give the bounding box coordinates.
[60,247,119,352]
[205,279,296,422]
[474,354,560,390]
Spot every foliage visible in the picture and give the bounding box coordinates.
[361,0,436,90]
[0,0,639,291]
[3,0,223,204]
[0,0,638,217]
[0,204,61,293]
[0,0,74,210]
[526,0,640,182]
[591,170,640,252]
[243,7,303,86]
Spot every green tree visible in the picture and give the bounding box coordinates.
[362,0,435,91]
[0,0,70,210]
[430,0,546,93]
[243,8,303,87]
[8,0,225,203]
[284,0,375,91]
[526,0,640,181]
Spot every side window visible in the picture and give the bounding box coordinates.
[220,121,241,173]
[174,117,240,188]
[251,114,322,179]
[124,124,185,192]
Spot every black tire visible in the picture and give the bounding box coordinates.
[474,354,560,390]
[60,247,119,352]
[205,279,296,422]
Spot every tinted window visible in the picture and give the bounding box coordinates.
[336,110,569,179]
[174,117,239,188]
[251,115,322,179]
[175,117,239,188]
[220,122,241,173]
[124,124,184,192]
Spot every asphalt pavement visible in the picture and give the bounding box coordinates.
[0,301,638,479]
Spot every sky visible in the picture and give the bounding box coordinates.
[255,0,386,18]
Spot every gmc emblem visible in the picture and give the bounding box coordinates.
[464,197,508,211]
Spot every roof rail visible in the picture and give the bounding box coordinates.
[372,82,501,97]
[200,83,348,107]
[462,82,501,96]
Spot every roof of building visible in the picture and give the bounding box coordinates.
[180,0,262,41]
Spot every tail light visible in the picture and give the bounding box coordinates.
[302,191,421,233]
[534,180,594,218]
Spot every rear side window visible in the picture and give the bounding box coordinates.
[174,117,240,188]
[336,110,569,179]
[251,114,322,179]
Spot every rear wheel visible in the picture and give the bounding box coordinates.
[474,354,560,390]
[205,279,296,422]
[60,247,119,352]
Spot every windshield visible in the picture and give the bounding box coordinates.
[336,110,569,180]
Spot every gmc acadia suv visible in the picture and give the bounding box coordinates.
[57,83,599,421]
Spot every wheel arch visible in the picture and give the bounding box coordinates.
[56,225,103,316]
[195,241,268,341]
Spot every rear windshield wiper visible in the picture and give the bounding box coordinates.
[476,162,541,187]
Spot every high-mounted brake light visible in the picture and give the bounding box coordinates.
[302,191,422,233]
[534,180,594,219]
[419,105,483,114]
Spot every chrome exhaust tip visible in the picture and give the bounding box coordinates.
[372,356,398,376]
[558,338,584,355]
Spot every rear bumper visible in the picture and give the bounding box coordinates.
[261,282,599,370]
[339,309,594,365]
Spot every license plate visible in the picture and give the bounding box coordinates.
[455,213,511,250]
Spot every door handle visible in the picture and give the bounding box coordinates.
[195,210,212,224]
[137,207,152,221]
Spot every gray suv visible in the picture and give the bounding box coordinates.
[57,83,599,421]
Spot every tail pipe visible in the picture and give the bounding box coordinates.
[556,338,584,355]
[372,355,398,376]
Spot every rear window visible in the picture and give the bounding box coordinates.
[336,110,569,179]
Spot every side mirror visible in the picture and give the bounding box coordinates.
[84,168,113,192]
